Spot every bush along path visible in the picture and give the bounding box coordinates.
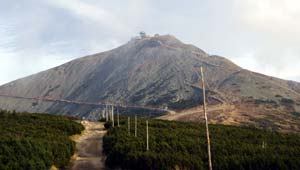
[0,110,84,170]
[103,117,300,170]
[69,121,109,170]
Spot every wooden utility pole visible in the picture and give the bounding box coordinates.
[105,104,108,122]
[262,141,267,149]
[109,106,111,121]
[102,110,105,119]
[146,120,149,151]
[111,105,115,128]
[117,108,120,127]
[135,115,137,137]
[200,67,213,170]
[128,117,130,135]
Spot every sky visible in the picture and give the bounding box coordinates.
[0,0,300,85]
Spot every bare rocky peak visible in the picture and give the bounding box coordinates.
[0,34,299,132]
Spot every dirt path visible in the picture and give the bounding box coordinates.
[158,104,227,121]
[69,121,108,170]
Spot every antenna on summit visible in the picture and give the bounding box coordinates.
[139,31,146,38]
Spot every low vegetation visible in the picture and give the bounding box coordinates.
[254,99,278,106]
[293,112,300,118]
[104,117,300,170]
[120,107,165,118]
[168,98,200,110]
[0,110,84,170]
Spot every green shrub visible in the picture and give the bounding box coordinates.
[103,117,300,170]
[281,98,295,104]
[104,121,112,129]
[293,112,300,118]
[0,110,84,169]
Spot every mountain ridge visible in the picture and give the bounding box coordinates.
[0,34,299,132]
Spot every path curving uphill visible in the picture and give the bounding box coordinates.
[69,121,108,170]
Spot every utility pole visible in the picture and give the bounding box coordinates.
[262,141,267,149]
[105,104,108,122]
[146,120,149,151]
[117,108,120,127]
[135,115,137,137]
[200,67,213,170]
[108,105,111,121]
[128,117,130,135]
[102,110,105,119]
[112,105,115,128]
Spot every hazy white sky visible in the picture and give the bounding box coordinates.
[0,0,300,85]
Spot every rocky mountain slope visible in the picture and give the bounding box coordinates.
[0,34,299,131]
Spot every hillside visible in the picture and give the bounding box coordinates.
[103,117,300,170]
[0,110,84,169]
[0,34,299,131]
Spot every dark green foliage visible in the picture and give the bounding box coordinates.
[168,98,200,110]
[99,117,107,122]
[104,121,112,129]
[254,99,277,105]
[103,117,300,170]
[281,98,295,104]
[293,112,300,118]
[121,107,165,118]
[0,110,84,169]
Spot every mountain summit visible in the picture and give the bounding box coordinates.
[0,34,299,131]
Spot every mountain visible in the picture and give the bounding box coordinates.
[0,34,299,132]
